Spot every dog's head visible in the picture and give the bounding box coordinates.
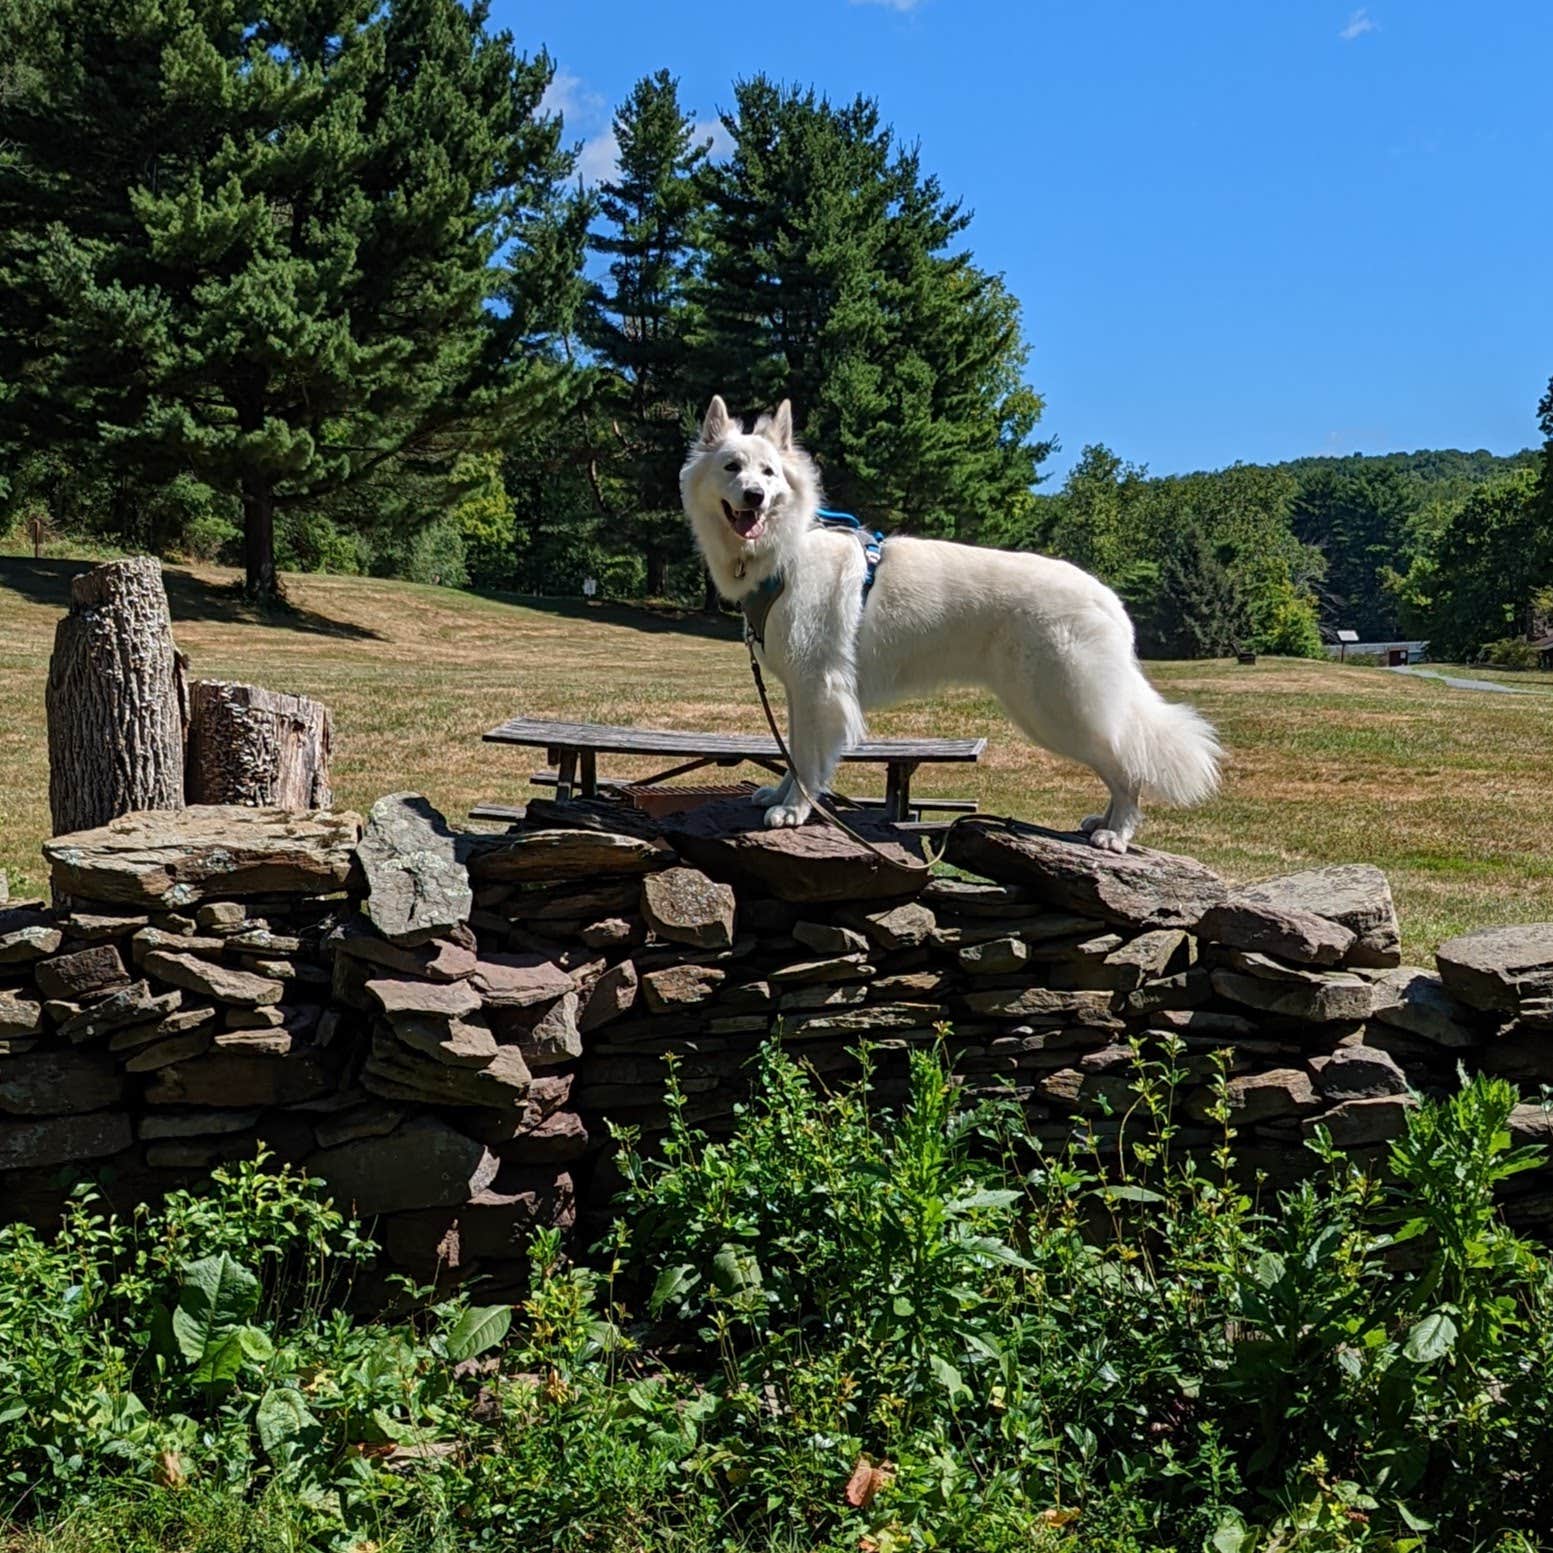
[681,395,818,594]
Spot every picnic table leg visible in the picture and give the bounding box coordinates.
[885,761,919,823]
[580,750,598,798]
[554,748,578,803]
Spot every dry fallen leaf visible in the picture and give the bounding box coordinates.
[1038,1506,1081,1527]
[154,1449,186,1489]
[843,1455,896,1509]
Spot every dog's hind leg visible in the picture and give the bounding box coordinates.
[1083,777,1143,854]
[753,773,793,808]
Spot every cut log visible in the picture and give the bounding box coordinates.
[185,680,332,809]
[46,556,186,836]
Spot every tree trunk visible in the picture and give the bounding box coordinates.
[702,569,721,616]
[645,548,666,597]
[46,556,187,836]
[186,680,333,810]
[242,470,278,600]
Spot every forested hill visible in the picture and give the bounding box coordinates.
[1273,446,1537,495]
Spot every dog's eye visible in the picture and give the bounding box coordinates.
[723,461,740,472]
[762,466,774,476]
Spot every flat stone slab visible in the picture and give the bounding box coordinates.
[366,976,483,1023]
[309,1116,499,1216]
[465,828,672,883]
[0,991,44,1040]
[944,817,1227,931]
[1436,923,1553,1015]
[358,793,473,946]
[0,904,63,964]
[44,806,362,907]
[0,1111,132,1170]
[1232,864,1400,968]
[663,800,927,904]
[1313,1044,1408,1101]
[1196,896,1355,968]
[641,867,735,949]
[1209,966,1373,1023]
[468,954,575,1010]
[1369,966,1479,1047]
[144,1049,334,1107]
[142,949,285,1007]
[0,1049,125,1117]
[361,1035,531,1109]
[1306,1094,1416,1147]
[58,981,183,1043]
[35,944,131,1001]
[329,917,477,983]
[579,961,638,1031]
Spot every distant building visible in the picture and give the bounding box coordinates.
[1322,637,1430,666]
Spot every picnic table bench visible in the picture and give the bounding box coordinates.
[479,716,986,825]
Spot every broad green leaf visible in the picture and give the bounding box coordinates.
[255,1388,318,1458]
[928,1353,966,1398]
[1099,1184,1165,1205]
[171,1253,261,1365]
[945,1188,1021,1215]
[444,1304,512,1364]
[1404,1310,1458,1364]
[711,1244,762,1298]
[237,1325,274,1364]
[191,1331,247,1388]
[649,1263,700,1314]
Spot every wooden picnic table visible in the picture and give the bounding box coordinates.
[481,716,986,823]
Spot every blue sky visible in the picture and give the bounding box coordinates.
[495,0,1551,482]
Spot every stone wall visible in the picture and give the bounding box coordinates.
[5,795,1553,1288]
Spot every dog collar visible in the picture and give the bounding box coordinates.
[740,509,886,650]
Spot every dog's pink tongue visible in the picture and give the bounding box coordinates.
[733,511,762,537]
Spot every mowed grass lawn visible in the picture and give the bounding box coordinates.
[4,553,1552,960]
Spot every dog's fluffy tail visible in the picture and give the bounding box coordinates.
[1120,684,1222,809]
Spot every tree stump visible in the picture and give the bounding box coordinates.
[185,680,332,809]
[46,556,187,836]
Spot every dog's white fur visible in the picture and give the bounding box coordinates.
[680,396,1221,850]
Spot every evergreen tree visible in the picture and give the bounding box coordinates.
[1425,467,1546,658]
[693,79,1048,538]
[1139,523,1254,659]
[0,0,581,598]
[1290,465,1416,638]
[584,70,710,597]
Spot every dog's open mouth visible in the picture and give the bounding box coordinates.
[721,499,766,541]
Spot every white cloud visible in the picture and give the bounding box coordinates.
[540,67,606,127]
[1339,8,1377,40]
[695,118,736,161]
[850,0,927,10]
[576,130,621,187]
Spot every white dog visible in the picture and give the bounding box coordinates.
[680,396,1220,851]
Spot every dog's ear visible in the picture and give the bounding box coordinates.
[699,395,734,445]
[755,399,794,451]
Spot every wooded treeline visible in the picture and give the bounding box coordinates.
[1,1,1548,662]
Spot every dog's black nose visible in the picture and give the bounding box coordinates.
[741,488,766,509]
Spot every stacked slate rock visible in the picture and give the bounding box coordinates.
[2,806,361,1220]
[1437,923,1553,1229]
[9,790,1553,1270]
[320,793,579,1281]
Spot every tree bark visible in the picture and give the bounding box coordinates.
[702,568,721,616]
[46,556,187,836]
[645,548,666,597]
[185,680,333,810]
[242,469,278,600]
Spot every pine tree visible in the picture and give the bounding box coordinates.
[584,71,710,598]
[1140,524,1254,659]
[0,0,581,599]
[1290,465,1416,638]
[693,79,1048,538]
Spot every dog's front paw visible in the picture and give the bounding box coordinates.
[763,801,811,829]
[1087,827,1129,854]
[752,783,785,807]
[1079,814,1107,835]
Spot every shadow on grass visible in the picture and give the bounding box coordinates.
[0,557,382,640]
[466,586,743,643]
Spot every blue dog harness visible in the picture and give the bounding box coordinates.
[741,508,886,648]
